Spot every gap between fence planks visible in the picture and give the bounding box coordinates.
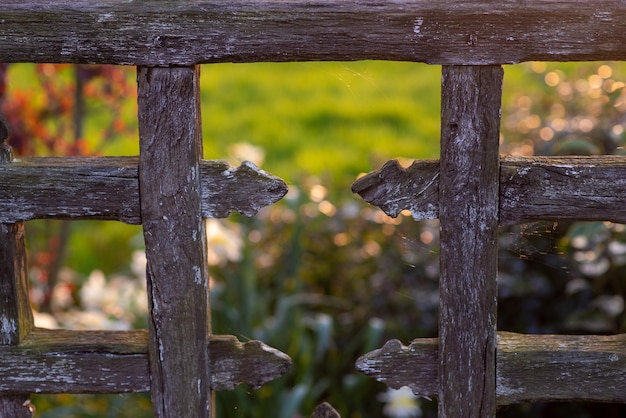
[356,332,626,405]
[352,155,626,226]
[1,1,626,65]
[0,328,291,394]
[0,157,287,223]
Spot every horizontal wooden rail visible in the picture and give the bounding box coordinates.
[352,156,626,225]
[1,1,626,65]
[0,157,287,223]
[356,332,626,405]
[0,328,291,393]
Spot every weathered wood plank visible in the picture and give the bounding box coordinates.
[0,157,287,223]
[138,66,211,417]
[0,115,34,417]
[0,329,291,393]
[0,395,34,418]
[438,66,502,418]
[1,1,626,65]
[496,332,626,405]
[352,156,626,225]
[0,222,34,415]
[500,156,626,225]
[356,333,626,404]
[352,159,439,219]
[0,222,32,346]
[355,338,438,397]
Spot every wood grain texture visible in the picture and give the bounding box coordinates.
[1,1,626,65]
[356,333,626,404]
[355,338,438,398]
[352,156,626,225]
[0,223,32,345]
[499,156,626,225]
[0,118,34,417]
[138,66,210,417]
[0,157,287,223]
[0,329,292,393]
[0,395,33,418]
[438,66,502,418]
[352,159,439,219]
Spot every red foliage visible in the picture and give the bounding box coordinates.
[0,63,136,157]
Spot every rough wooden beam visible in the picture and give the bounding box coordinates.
[438,65,502,417]
[0,221,33,416]
[355,338,438,398]
[500,156,626,225]
[1,1,626,65]
[0,113,34,418]
[356,333,626,404]
[0,329,291,393]
[0,222,32,346]
[138,65,211,417]
[352,156,626,226]
[352,159,439,219]
[0,157,287,224]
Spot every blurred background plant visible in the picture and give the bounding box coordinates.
[0,61,625,417]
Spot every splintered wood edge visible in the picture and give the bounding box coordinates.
[355,332,626,404]
[0,329,292,393]
[352,156,626,225]
[0,157,288,223]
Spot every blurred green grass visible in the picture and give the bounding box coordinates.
[200,61,442,189]
[15,61,447,275]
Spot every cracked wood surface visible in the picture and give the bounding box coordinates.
[1,1,626,65]
[1,139,35,416]
[438,66,502,417]
[356,332,626,405]
[0,329,291,393]
[353,155,626,225]
[138,65,211,417]
[0,157,287,223]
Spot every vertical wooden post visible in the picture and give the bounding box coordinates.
[137,66,211,417]
[438,66,502,417]
[0,120,34,417]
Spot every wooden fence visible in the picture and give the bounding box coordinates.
[1,1,626,417]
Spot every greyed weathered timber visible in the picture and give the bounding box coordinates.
[352,156,626,225]
[356,333,626,404]
[1,1,626,65]
[0,329,291,393]
[0,157,287,223]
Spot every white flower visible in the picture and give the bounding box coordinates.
[205,219,243,266]
[130,250,147,279]
[33,311,59,329]
[227,142,265,167]
[378,386,422,418]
